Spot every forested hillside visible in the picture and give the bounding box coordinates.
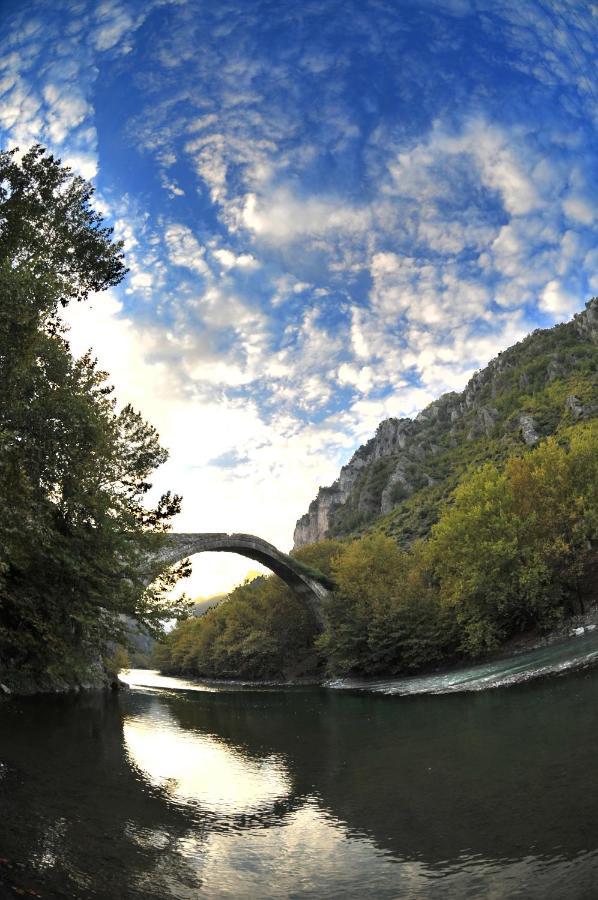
[156,303,598,681]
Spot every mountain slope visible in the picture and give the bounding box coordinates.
[294,298,598,548]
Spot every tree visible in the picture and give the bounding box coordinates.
[318,533,455,675]
[427,424,598,656]
[0,146,188,690]
[155,572,321,680]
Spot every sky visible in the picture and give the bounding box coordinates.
[1,0,597,597]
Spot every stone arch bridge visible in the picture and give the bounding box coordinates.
[143,533,333,628]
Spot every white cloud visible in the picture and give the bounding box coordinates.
[337,363,375,394]
[43,83,90,144]
[387,118,543,222]
[164,223,210,277]
[563,195,594,226]
[185,133,229,202]
[212,247,258,269]
[129,270,153,292]
[539,279,579,319]
[240,189,371,242]
[91,2,135,52]
[369,252,491,328]
[61,149,98,180]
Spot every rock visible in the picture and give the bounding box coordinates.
[546,358,566,382]
[380,465,412,515]
[467,406,499,440]
[293,298,598,547]
[565,395,585,419]
[519,414,539,445]
[519,372,531,390]
[573,296,598,342]
[294,485,345,546]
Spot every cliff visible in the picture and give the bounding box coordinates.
[294,298,598,547]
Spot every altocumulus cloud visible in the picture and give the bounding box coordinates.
[1,0,597,594]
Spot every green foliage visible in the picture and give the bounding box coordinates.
[155,574,320,680]
[320,421,598,676]
[317,534,456,675]
[317,422,598,674]
[288,538,345,587]
[291,538,346,575]
[157,423,598,681]
[389,481,409,504]
[0,146,187,689]
[325,309,597,547]
[105,645,131,675]
[425,422,598,656]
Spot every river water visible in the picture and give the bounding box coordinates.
[2,632,598,899]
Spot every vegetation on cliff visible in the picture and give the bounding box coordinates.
[157,420,598,679]
[0,147,186,692]
[294,300,598,548]
[321,421,598,673]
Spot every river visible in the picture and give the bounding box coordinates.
[2,631,598,898]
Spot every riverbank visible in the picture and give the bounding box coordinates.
[0,661,121,699]
[152,602,598,692]
[484,601,598,661]
[118,620,598,698]
[3,603,598,699]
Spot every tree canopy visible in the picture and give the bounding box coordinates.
[0,146,187,691]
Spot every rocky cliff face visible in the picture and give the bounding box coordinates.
[294,298,598,547]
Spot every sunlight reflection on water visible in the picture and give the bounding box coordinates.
[124,707,291,813]
[119,669,221,693]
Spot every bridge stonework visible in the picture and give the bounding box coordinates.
[143,533,331,628]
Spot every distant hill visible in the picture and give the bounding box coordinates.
[294,298,598,548]
[192,594,227,617]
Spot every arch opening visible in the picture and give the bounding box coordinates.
[143,533,332,628]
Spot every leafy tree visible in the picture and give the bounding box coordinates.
[290,538,346,580]
[156,572,321,680]
[318,534,455,675]
[428,424,598,655]
[157,426,598,682]
[428,463,530,654]
[0,146,188,690]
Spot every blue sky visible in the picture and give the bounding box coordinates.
[1,0,597,594]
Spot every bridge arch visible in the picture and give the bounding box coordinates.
[144,533,332,628]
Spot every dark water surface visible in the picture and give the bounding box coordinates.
[2,640,598,898]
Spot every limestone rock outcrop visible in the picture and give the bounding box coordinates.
[519,414,539,446]
[294,298,598,548]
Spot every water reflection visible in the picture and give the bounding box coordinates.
[124,704,291,813]
[2,665,598,898]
